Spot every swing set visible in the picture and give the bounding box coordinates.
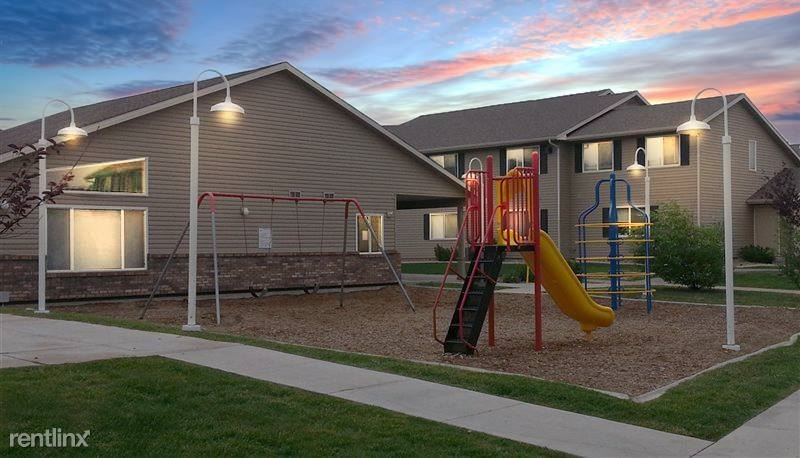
[140,191,415,322]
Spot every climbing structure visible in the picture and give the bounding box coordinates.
[433,154,544,355]
[576,172,654,312]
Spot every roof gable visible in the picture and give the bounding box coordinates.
[386,90,645,153]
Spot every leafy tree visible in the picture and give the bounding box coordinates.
[648,202,724,289]
[1,143,73,239]
[767,167,800,287]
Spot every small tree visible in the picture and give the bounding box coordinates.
[1,143,73,239]
[767,168,800,287]
[648,202,724,289]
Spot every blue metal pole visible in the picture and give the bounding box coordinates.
[608,172,620,310]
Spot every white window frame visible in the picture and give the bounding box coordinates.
[430,153,460,176]
[355,214,384,254]
[47,157,149,196]
[506,146,540,172]
[47,205,148,273]
[582,141,613,173]
[748,140,758,171]
[429,212,458,241]
[605,205,649,238]
[645,135,680,169]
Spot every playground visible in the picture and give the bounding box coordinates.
[58,286,800,396]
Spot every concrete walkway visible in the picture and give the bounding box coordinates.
[0,314,791,457]
[695,390,800,458]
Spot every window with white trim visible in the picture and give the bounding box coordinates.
[748,140,758,171]
[506,146,540,171]
[601,206,656,238]
[356,214,384,253]
[47,158,147,194]
[430,153,460,177]
[429,212,458,240]
[645,136,679,167]
[582,141,613,172]
[47,207,146,271]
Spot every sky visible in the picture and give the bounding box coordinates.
[1,0,799,142]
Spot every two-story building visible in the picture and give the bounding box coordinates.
[388,90,800,260]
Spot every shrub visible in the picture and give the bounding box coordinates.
[649,202,724,289]
[779,219,800,288]
[738,244,775,264]
[501,264,529,283]
[433,244,453,262]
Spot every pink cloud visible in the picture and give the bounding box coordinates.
[324,0,799,93]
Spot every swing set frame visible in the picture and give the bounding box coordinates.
[140,191,415,323]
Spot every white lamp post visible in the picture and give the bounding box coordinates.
[183,70,244,331]
[677,88,739,351]
[626,147,650,218]
[35,99,87,314]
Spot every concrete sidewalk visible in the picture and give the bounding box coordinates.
[695,390,800,458]
[0,313,785,457]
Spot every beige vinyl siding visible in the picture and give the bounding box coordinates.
[0,71,462,258]
[696,102,798,253]
[396,207,459,260]
[752,206,781,251]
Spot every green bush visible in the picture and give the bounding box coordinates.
[738,244,775,264]
[433,244,453,262]
[501,264,529,283]
[649,202,724,289]
[779,219,800,288]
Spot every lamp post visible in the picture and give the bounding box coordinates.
[35,100,87,314]
[626,147,650,218]
[183,69,244,331]
[677,88,739,351]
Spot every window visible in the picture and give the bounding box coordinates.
[289,190,302,198]
[749,140,758,171]
[582,141,613,172]
[323,192,335,199]
[540,209,549,233]
[430,153,460,176]
[645,136,679,167]
[47,158,147,194]
[356,214,383,253]
[601,206,656,238]
[429,212,458,240]
[506,146,540,172]
[47,207,146,271]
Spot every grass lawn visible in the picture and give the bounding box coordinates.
[0,357,563,457]
[3,308,798,441]
[653,286,799,308]
[734,270,798,290]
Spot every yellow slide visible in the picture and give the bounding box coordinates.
[521,231,615,334]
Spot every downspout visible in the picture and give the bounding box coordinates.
[548,139,561,249]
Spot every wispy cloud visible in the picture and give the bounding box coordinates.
[321,0,800,93]
[0,0,191,67]
[93,80,185,98]
[208,13,367,67]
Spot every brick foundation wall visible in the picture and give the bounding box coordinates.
[0,252,401,303]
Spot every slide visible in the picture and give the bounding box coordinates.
[521,231,615,334]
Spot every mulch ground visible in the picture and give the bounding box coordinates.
[58,286,800,396]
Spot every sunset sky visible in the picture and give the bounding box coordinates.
[1,0,799,142]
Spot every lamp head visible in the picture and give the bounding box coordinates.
[210,96,245,114]
[56,121,88,141]
[676,114,710,134]
[626,163,646,172]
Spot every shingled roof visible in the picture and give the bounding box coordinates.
[567,94,743,139]
[0,64,279,153]
[747,168,800,204]
[386,90,644,152]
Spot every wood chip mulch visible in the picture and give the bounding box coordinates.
[58,286,800,396]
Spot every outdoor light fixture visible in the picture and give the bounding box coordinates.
[184,69,244,332]
[678,88,739,351]
[626,147,650,218]
[36,99,87,314]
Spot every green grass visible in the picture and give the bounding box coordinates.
[734,270,799,290]
[0,357,563,457]
[654,286,800,308]
[402,261,530,276]
[3,308,798,441]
